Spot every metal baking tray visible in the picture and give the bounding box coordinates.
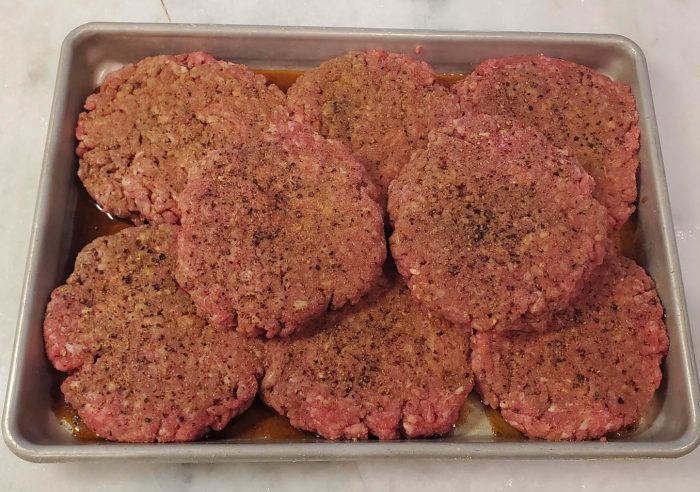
[3,22,699,462]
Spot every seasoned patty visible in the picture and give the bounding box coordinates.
[453,54,640,229]
[260,272,472,440]
[76,52,287,224]
[43,225,262,442]
[287,49,462,204]
[176,121,386,338]
[471,255,668,441]
[388,115,609,330]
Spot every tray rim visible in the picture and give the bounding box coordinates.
[3,21,699,462]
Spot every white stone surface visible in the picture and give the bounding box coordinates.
[1,0,699,490]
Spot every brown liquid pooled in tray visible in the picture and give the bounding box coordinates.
[66,179,132,269]
[204,399,311,441]
[484,407,523,440]
[257,70,467,91]
[53,396,100,440]
[611,213,639,259]
[436,73,467,88]
[256,69,304,92]
[52,69,639,442]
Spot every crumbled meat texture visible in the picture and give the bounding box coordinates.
[287,49,462,205]
[471,255,669,441]
[453,54,640,229]
[388,115,609,330]
[260,273,473,440]
[75,52,287,224]
[43,225,263,442]
[176,121,386,338]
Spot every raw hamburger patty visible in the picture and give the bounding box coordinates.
[453,54,640,228]
[287,49,462,203]
[43,225,262,442]
[471,255,668,441]
[388,115,609,330]
[260,273,472,440]
[76,52,287,224]
[176,121,386,339]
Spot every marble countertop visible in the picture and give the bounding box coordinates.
[1,0,699,490]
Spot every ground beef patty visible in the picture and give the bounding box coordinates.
[453,54,640,229]
[43,225,262,443]
[176,121,386,339]
[287,49,462,204]
[76,52,287,224]
[471,255,668,441]
[388,115,609,330]
[260,273,472,440]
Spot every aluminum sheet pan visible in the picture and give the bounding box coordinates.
[3,22,699,462]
